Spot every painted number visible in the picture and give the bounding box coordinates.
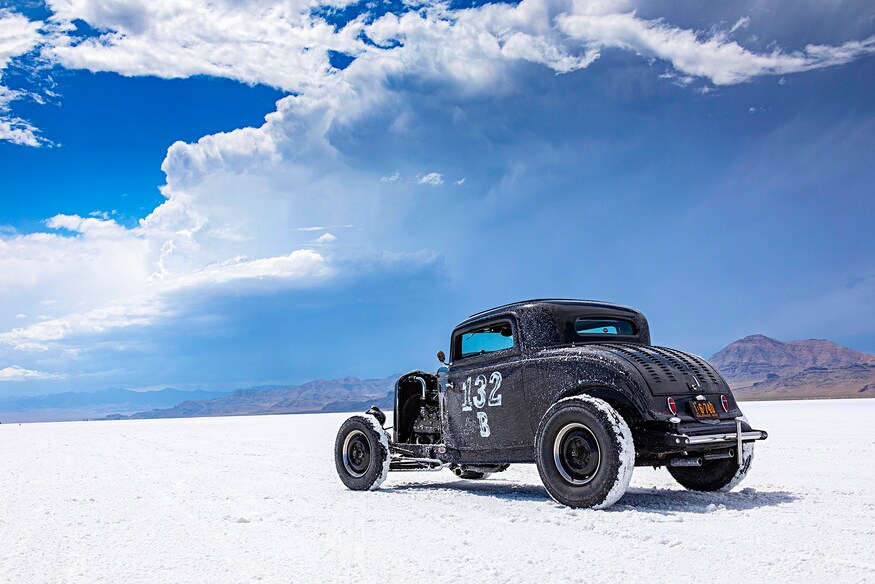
[476,412,491,437]
[488,371,502,406]
[473,375,487,408]
[461,377,473,411]
[459,371,503,438]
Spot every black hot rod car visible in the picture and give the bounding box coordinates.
[334,300,767,509]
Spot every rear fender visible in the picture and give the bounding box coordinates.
[562,385,649,427]
[526,351,658,428]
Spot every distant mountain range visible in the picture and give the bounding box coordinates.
[105,377,396,420]
[0,388,230,423]
[113,335,874,420]
[3,334,872,423]
[710,334,875,400]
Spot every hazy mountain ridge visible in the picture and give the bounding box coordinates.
[710,335,875,400]
[6,334,874,423]
[0,388,231,422]
[109,377,396,420]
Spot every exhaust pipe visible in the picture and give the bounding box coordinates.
[670,456,704,467]
[703,450,734,461]
[412,376,428,400]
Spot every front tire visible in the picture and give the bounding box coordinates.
[535,396,635,509]
[668,443,754,492]
[334,415,390,491]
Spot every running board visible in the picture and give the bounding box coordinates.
[389,457,446,472]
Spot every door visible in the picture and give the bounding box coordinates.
[444,318,531,456]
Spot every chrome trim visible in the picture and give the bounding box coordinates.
[412,375,428,400]
[553,423,601,485]
[684,431,766,446]
[735,418,743,464]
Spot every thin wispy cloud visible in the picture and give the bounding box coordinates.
[730,17,751,34]
[0,365,61,381]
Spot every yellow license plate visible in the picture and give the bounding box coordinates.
[690,400,719,419]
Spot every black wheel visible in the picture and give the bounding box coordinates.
[334,415,390,491]
[668,444,754,492]
[535,396,635,509]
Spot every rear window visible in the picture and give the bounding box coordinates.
[459,322,514,358]
[575,317,636,336]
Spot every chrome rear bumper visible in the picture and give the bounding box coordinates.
[685,430,768,446]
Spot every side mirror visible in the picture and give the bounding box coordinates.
[436,350,447,365]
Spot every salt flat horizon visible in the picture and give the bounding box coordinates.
[2,399,873,583]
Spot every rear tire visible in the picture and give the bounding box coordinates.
[535,396,635,509]
[334,415,390,491]
[668,443,754,492]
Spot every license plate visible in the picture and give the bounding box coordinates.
[690,399,719,419]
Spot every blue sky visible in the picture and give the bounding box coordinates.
[0,0,874,396]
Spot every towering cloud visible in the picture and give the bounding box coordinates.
[0,0,873,389]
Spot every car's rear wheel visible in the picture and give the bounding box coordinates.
[535,396,635,509]
[335,415,390,491]
[667,443,754,492]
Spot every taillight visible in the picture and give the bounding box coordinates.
[667,397,677,415]
[721,395,730,412]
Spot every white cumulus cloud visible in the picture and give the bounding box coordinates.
[0,10,46,146]
[2,0,874,146]
[1,0,874,381]
[314,232,337,244]
[0,365,61,381]
[417,172,444,185]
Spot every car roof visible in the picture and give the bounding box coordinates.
[456,298,642,329]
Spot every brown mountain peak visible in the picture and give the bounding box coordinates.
[710,334,875,398]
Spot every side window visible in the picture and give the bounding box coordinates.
[458,322,515,358]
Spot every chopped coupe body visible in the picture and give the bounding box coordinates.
[335,300,767,508]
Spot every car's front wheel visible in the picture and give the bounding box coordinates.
[334,415,390,491]
[535,396,635,509]
[667,443,754,492]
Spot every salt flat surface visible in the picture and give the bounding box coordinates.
[2,400,874,583]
